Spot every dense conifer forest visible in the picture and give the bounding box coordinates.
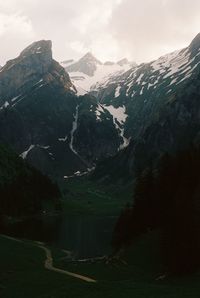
[112,148,200,274]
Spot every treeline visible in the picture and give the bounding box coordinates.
[112,148,200,274]
[0,144,61,217]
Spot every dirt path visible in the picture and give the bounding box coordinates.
[1,234,97,283]
[1,234,23,243]
[38,245,97,283]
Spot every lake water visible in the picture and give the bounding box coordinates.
[2,214,117,259]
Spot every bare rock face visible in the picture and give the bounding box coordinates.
[93,33,200,183]
[117,58,129,66]
[0,40,121,179]
[0,40,73,105]
[66,52,102,76]
[189,32,200,57]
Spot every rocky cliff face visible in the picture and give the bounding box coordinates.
[61,52,133,95]
[0,40,73,106]
[93,33,200,182]
[0,41,121,179]
[92,33,200,140]
[1,34,200,183]
[65,52,102,77]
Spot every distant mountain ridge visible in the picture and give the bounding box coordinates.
[61,52,135,95]
[0,34,200,183]
[65,52,102,76]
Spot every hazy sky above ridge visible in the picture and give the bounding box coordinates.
[0,0,200,65]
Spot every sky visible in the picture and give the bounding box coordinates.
[0,0,200,65]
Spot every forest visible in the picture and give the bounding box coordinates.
[112,148,200,275]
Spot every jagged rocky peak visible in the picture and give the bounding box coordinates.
[2,40,53,74]
[66,52,102,76]
[117,58,137,68]
[20,40,52,59]
[117,58,129,66]
[0,40,73,103]
[104,61,115,66]
[60,59,74,67]
[189,32,200,56]
[80,52,102,65]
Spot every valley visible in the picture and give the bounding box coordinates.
[1,30,200,297]
[1,231,200,298]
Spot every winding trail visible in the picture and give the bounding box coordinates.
[38,244,97,283]
[1,234,23,243]
[1,235,97,283]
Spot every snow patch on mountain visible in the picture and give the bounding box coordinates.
[62,53,134,95]
[95,104,105,121]
[20,144,51,159]
[69,105,79,155]
[11,95,22,102]
[20,145,35,159]
[58,136,68,142]
[102,105,128,124]
[136,73,144,84]
[70,63,131,95]
[102,105,129,150]
[64,167,95,179]
[118,128,130,150]
[0,101,9,110]
[94,41,200,101]
[115,85,121,98]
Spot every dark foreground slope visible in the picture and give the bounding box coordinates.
[0,144,60,217]
[1,233,200,298]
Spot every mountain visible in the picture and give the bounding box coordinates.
[0,143,61,216]
[61,52,134,95]
[1,34,200,184]
[93,33,200,182]
[0,41,123,179]
[0,40,74,106]
[65,52,102,76]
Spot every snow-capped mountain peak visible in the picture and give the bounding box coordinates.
[93,32,200,104]
[80,52,102,65]
[65,52,102,77]
[117,58,129,66]
[62,53,134,95]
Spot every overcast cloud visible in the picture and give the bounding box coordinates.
[0,0,200,65]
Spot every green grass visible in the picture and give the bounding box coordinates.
[1,178,200,297]
[61,177,133,216]
[52,230,163,282]
[1,232,200,298]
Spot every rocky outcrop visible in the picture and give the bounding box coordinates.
[93,33,200,183]
[117,58,129,66]
[0,41,121,179]
[66,52,102,76]
[189,32,200,57]
[0,40,73,105]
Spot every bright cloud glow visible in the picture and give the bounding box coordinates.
[0,13,33,37]
[0,0,200,65]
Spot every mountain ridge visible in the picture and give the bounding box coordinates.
[0,33,200,182]
[0,40,123,179]
[92,33,200,183]
[61,52,135,95]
